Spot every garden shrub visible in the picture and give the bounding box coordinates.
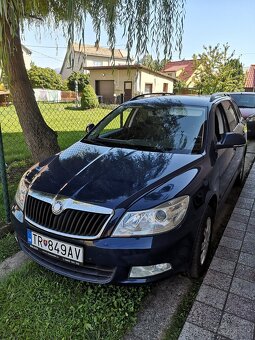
[81,84,99,109]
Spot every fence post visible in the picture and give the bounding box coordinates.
[0,124,11,224]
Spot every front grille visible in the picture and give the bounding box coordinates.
[20,239,116,283]
[25,195,110,237]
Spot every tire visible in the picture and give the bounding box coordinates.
[188,207,214,278]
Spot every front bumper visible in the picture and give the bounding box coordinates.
[12,204,198,284]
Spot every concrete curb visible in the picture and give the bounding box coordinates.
[124,276,192,340]
[0,251,29,280]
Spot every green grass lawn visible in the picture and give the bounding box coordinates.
[0,233,20,262]
[0,102,113,224]
[0,261,149,339]
[1,102,112,163]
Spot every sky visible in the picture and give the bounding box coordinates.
[22,0,255,71]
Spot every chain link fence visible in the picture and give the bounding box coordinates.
[1,100,118,163]
[0,99,117,224]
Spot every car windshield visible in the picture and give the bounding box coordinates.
[230,94,255,108]
[84,104,207,154]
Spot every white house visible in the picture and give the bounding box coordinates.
[60,43,133,79]
[85,64,175,103]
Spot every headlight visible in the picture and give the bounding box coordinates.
[15,174,29,210]
[112,195,189,237]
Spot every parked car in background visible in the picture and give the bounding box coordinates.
[223,92,255,139]
[12,93,246,284]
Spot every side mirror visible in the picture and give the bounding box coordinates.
[216,132,246,149]
[86,123,95,133]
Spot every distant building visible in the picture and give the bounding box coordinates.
[60,43,133,79]
[85,64,175,104]
[244,65,255,92]
[162,59,198,92]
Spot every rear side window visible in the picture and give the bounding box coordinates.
[222,101,238,131]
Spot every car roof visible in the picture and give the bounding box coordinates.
[123,94,231,108]
[224,92,255,95]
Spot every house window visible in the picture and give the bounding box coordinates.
[163,83,168,92]
[144,83,153,93]
[93,61,103,66]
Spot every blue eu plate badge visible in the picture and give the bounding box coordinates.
[27,229,32,244]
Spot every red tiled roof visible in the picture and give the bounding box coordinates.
[162,59,196,82]
[245,65,255,88]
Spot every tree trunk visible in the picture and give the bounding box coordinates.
[3,22,60,163]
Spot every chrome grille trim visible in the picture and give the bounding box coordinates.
[28,190,113,215]
[25,190,114,240]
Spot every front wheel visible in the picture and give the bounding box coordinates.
[188,207,214,278]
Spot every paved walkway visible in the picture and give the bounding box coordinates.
[179,163,255,340]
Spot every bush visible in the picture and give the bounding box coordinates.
[81,84,99,109]
[28,65,65,90]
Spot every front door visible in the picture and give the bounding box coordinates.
[214,103,236,199]
[124,81,132,101]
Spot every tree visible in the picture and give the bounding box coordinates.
[0,0,185,162]
[141,54,168,72]
[193,44,245,94]
[173,79,187,94]
[67,72,89,92]
[81,84,99,109]
[28,65,65,90]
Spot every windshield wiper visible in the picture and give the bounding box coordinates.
[82,138,109,146]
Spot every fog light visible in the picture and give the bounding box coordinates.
[129,263,172,278]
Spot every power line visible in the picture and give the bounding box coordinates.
[26,45,67,49]
[26,43,126,48]
[30,49,63,62]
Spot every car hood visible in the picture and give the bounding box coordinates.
[239,108,255,118]
[30,141,202,209]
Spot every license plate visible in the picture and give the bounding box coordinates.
[27,229,83,264]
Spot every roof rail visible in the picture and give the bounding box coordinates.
[130,92,174,101]
[210,92,229,102]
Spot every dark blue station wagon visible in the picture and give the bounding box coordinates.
[12,94,246,284]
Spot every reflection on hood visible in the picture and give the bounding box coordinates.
[31,141,201,209]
